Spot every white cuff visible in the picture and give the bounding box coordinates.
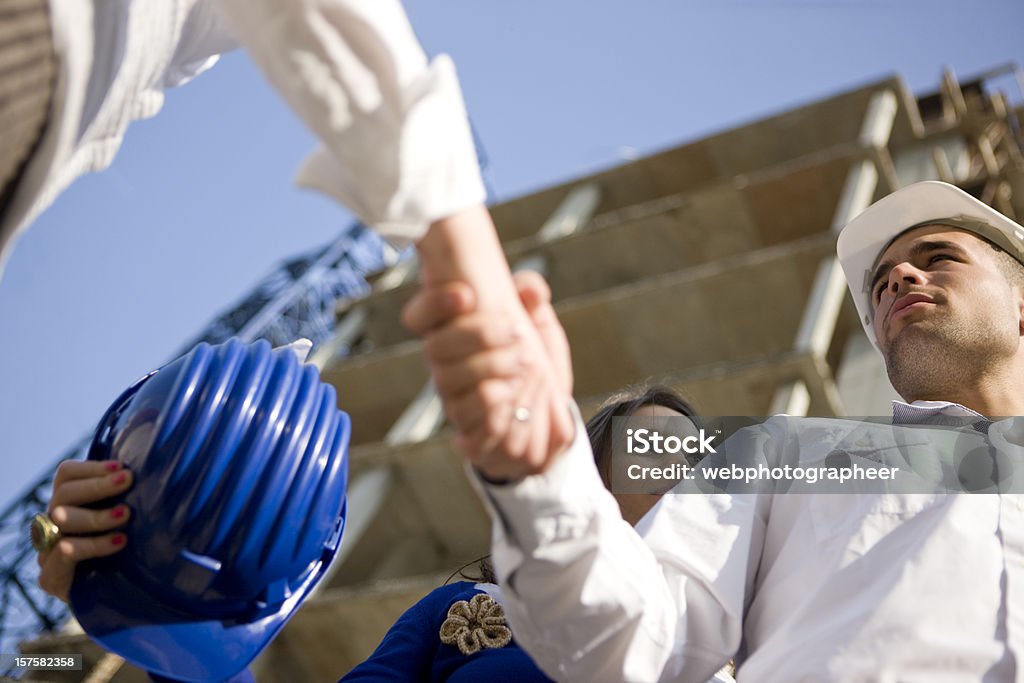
[215,0,486,244]
[294,54,485,246]
[465,402,613,571]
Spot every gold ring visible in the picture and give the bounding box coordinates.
[30,512,61,554]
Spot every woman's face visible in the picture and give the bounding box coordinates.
[610,404,692,527]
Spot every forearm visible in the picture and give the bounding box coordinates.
[417,207,519,311]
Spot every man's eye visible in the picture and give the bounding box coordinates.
[928,254,951,265]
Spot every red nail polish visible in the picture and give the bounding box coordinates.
[112,472,127,485]
[111,506,126,519]
[111,534,126,547]
[105,461,120,472]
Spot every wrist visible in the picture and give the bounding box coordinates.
[417,207,518,310]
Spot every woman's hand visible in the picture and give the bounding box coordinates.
[37,460,133,602]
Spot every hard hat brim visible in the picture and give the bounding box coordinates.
[71,541,334,682]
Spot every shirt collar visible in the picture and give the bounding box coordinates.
[891,399,989,428]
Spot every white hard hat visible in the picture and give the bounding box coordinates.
[837,180,1024,349]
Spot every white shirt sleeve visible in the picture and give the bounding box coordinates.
[467,404,769,682]
[1,0,485,271]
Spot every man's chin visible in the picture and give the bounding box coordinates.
[883,324,934,365]
[883,318,935,349]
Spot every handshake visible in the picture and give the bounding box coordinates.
[402,207,578,483]
[219,0,579,481]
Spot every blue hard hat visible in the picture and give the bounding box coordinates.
[70,338,350,682]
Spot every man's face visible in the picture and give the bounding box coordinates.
[869,224,1023,395]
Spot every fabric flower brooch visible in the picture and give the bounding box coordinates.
[439,593,513,655]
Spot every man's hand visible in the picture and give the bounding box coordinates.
[404,270,574,482]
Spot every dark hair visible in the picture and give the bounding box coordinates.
[585,384,700,489]
[454,383,698,585]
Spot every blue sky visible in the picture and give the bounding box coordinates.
[2,0,1023,508]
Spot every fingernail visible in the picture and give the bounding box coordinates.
[110,506,126,519]
[445,291,461,309]
[105,461,121,472]
[111,534,126,547]
[510,324,523,340]
[517,353,532,367]
[111,472,128,485]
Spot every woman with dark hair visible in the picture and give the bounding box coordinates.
[340,384,734,683]
[585,385,702,526]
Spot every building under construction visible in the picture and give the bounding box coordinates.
[15,63,1024,681]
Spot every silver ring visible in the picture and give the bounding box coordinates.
[513,407,531,422]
